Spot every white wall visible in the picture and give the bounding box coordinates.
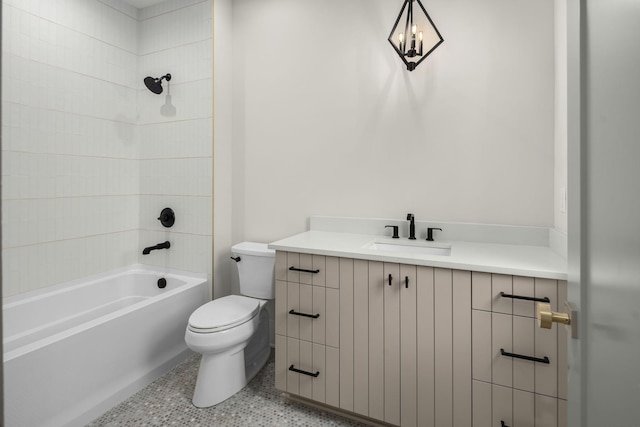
[1,0,140,296]
[1,0,213,297]
[554,0,568,233]
[224,0,556,245]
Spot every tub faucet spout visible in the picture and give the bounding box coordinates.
[142,241,170,255]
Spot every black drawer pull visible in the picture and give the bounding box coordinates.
[499,292,550,303]
[501,421,510,427]
[288,309,320,319]
[405,276,409,289]
[500,349,550,364]
[289,365,320,377]
[388,274,393,286]
[289,267,320,274]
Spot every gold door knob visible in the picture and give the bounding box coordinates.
[537,302,571,329]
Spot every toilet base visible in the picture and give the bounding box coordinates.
[192,348,246,408]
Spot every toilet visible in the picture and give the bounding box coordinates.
[185,242,275,408]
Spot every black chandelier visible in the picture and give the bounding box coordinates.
[388,0,444,71]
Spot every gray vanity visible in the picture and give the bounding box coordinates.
[269,216,568,427]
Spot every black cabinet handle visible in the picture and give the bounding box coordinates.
[501,421,510,427]
[499,292,550,303]
[405,276,409,289]
[289,267,320,274]
[388,274,393,286]
[289,365,319,377]
[289,309,320,319]
[500,349,550,364]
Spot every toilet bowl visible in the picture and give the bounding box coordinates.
[185,242,274,408]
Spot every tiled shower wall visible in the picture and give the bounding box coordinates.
[137,0,213,275]
[1,0,212,297]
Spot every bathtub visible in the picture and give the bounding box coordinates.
[3,264,209,427]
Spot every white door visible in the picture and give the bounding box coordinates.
[567,0,640,426]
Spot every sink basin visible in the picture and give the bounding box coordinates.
[367,241,451,256]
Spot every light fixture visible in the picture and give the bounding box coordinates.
[388,0,444,71]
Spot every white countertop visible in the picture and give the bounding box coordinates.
[269,230,567,280]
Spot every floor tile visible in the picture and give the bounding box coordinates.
[87,351,369,426]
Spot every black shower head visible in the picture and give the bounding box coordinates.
[144,73,171,94]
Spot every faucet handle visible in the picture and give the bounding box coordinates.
[385,225,400,239]
[426,227,442,241]
[406,213,414,221]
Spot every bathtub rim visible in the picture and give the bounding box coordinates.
[3,264,208,362]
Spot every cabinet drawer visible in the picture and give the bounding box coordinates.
[275,251,339,288]
[473,310,559,397]
[471,273,559,317]
[275,337,339,406]
[275,280,339,346]
[495,312,557,397]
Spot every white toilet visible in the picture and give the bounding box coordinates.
[185,242,275,408]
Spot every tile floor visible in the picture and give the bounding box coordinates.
[87,351,369,426]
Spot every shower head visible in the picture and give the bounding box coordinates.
[144,73,171,94]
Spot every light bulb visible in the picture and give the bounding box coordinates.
[412,24,417,35]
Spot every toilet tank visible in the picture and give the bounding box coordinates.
[232,242,275,299]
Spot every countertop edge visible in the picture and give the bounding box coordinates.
[269,232,568,281]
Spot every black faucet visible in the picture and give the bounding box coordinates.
[407,213,416,240]
[426,227,442,241]
[142,241,170,255]
[385,225,400,239]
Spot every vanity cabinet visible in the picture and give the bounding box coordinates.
[275,251,567,427]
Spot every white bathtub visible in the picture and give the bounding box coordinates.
[3,264,209,427]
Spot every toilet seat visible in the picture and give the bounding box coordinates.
[188,295,260,333]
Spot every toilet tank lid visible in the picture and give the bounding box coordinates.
[231,242,275,257]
